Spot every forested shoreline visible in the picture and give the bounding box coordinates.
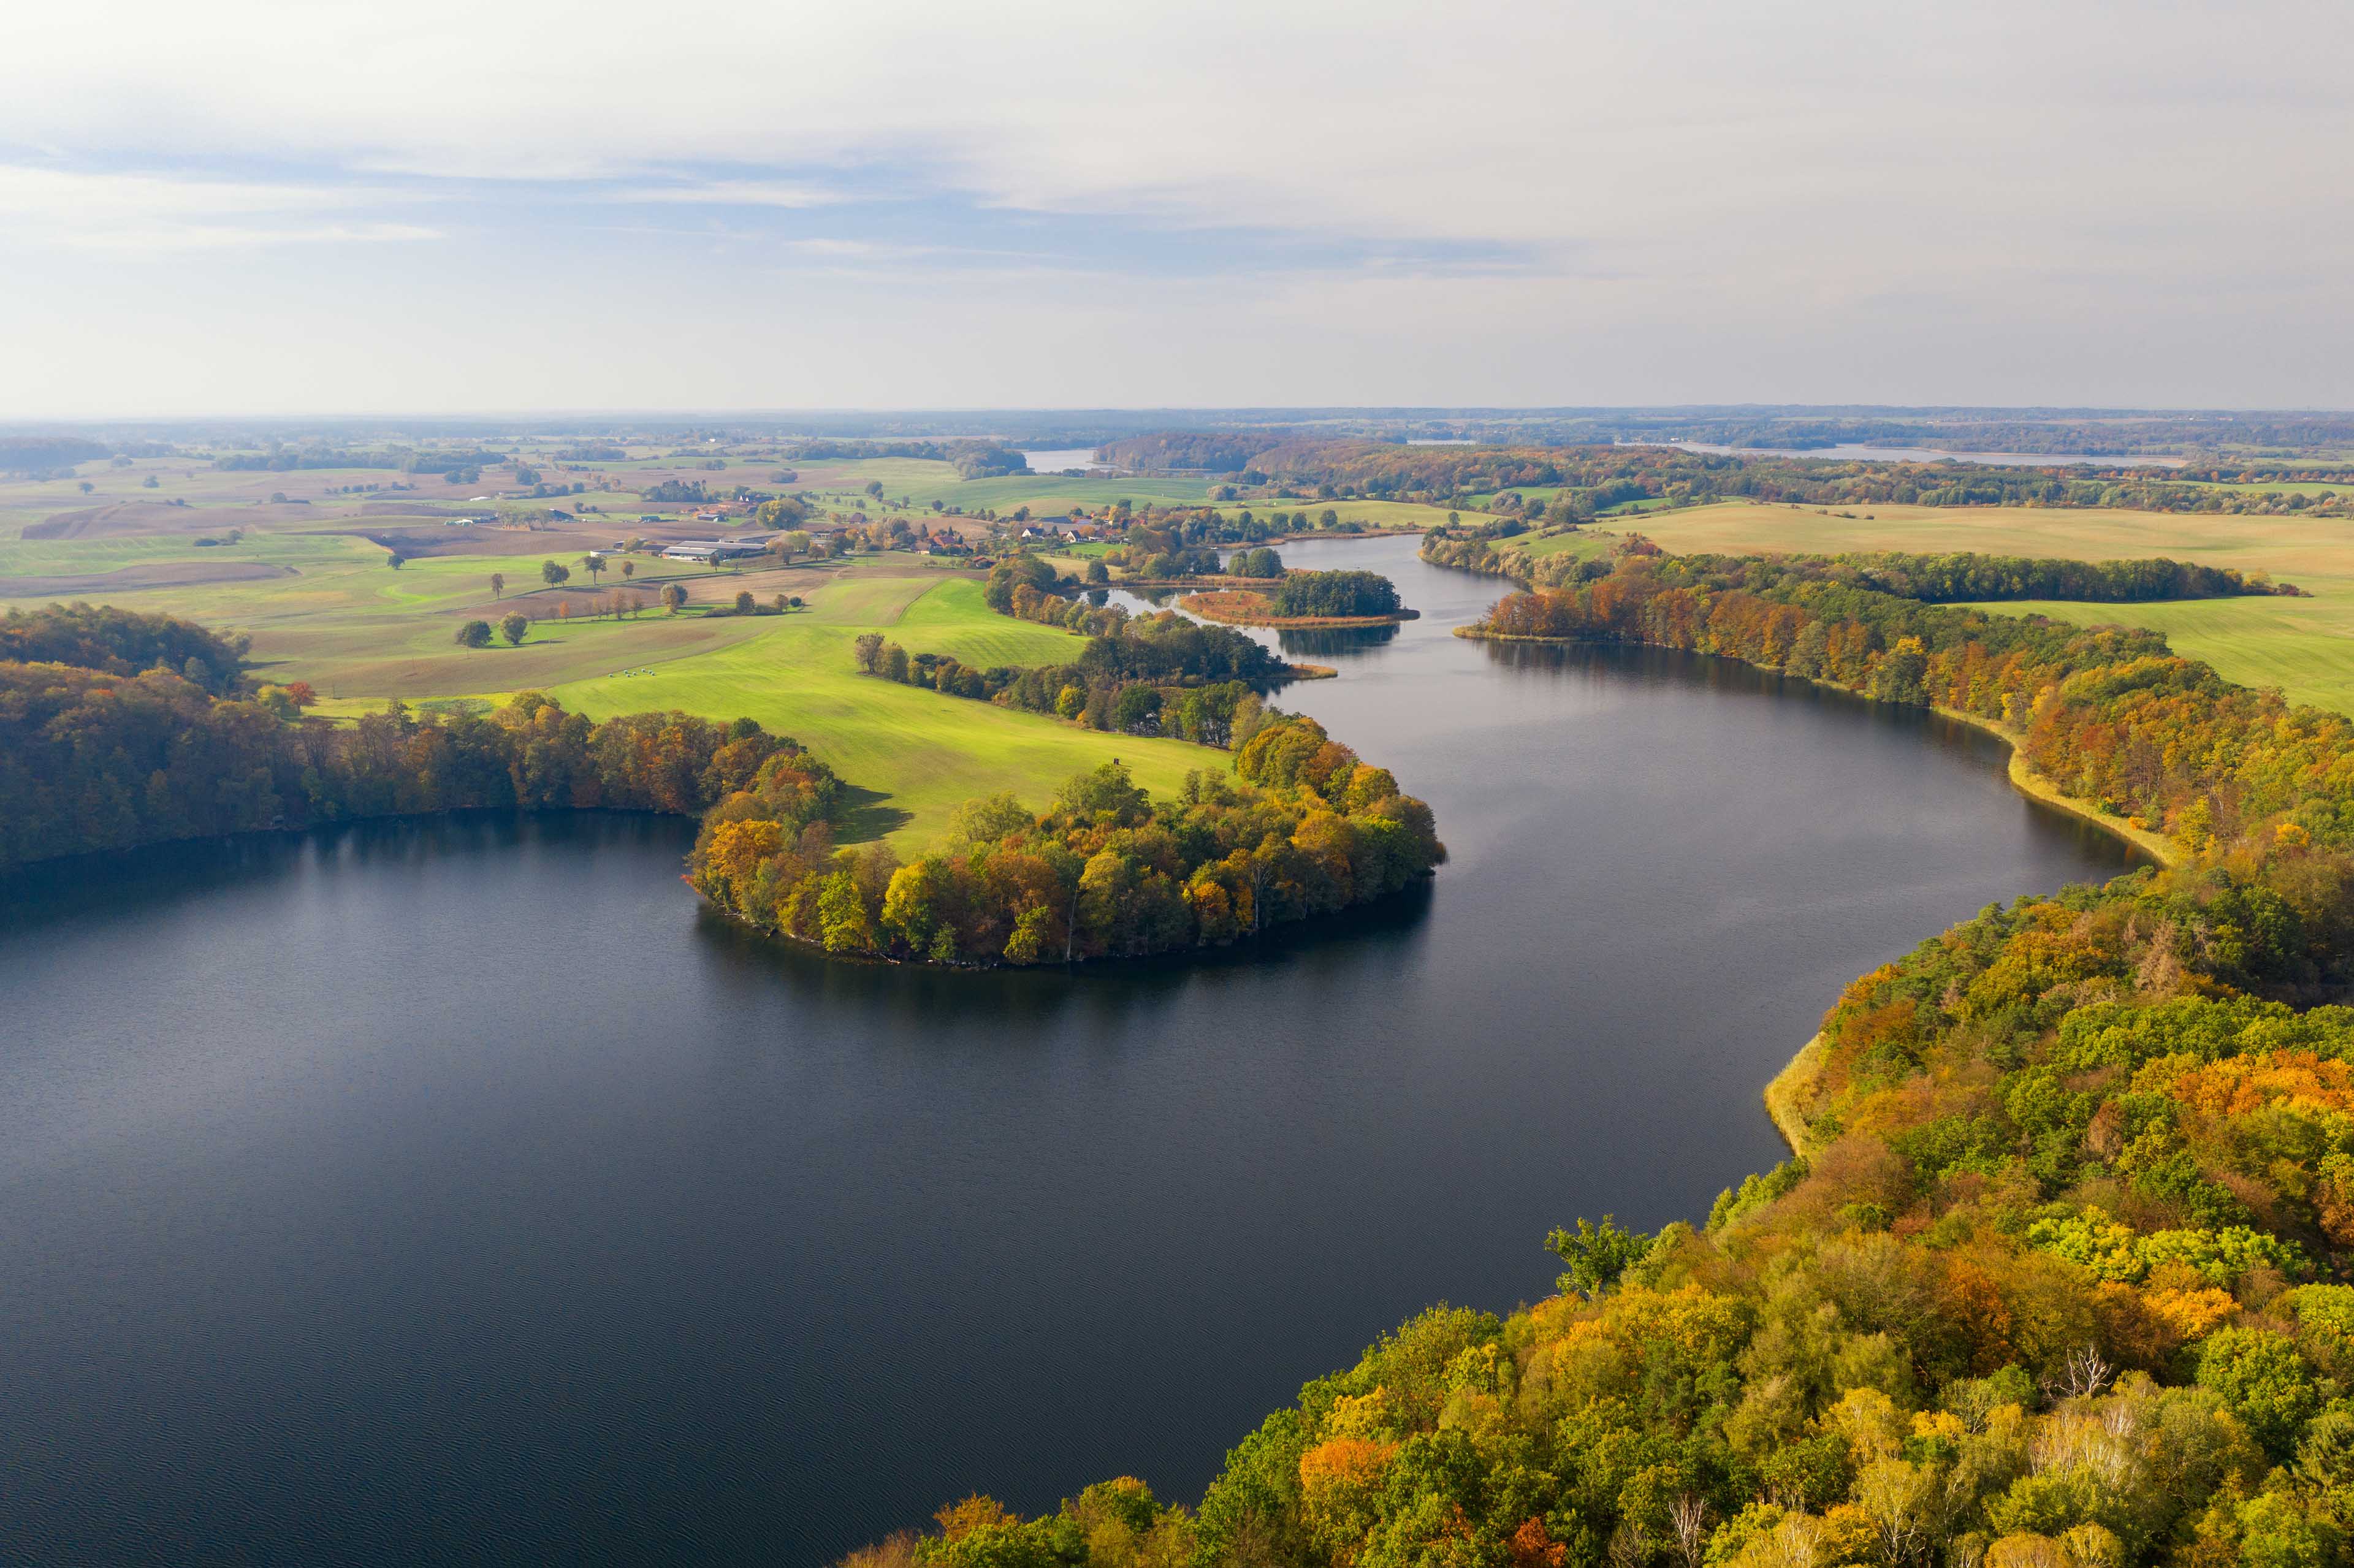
[1451,550,2346,851]
[1422,536,2303,607]
[834,547,2354,1567]
[0,658,816,871]
[1,600,1446,973]
[685,715,1444,966]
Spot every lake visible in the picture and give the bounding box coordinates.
[1629,440,2187,469]
[0,536,2140,1564]
[1019,447,1102,473]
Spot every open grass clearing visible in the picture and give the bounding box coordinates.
[510,576,1209,843]
[1634,500,2354,714]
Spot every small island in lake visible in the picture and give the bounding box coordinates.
[1182,568,1418,628]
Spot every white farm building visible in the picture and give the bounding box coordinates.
[660,539,769,564]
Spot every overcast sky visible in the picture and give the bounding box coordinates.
[3,0,2348,419]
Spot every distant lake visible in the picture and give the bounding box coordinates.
[0,536,2141,1564]
[1631,440,2187,470]
[1019,447,1100,473]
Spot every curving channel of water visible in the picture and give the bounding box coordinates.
[0,536,2141,1564]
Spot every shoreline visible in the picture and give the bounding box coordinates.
[1761,717,2176,1155]
[1452,631,2176,869]
[1929,704,2179,869]
[1448,623,2182,1162]
[1764,1033,1826,1157]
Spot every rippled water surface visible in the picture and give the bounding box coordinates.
[0,537,2139,1563]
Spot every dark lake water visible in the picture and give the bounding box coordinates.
[0,536,2139,1564]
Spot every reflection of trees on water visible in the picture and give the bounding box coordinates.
[1276,623,1400,658]
[1472,638,2145,869]
[0,812,695,935]
[691,877,1437,1036]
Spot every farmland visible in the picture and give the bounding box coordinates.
[1629,498,2354,713]
[0,447,1243,843]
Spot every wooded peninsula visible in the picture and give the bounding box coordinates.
[0,598,1445,967]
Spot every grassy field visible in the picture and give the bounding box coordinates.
[789,459,1218,516]
[1498,528,1620,562]
[1634,500,2354,714]
[0,447,1243,845]
[512,574,1213,841]
[139,552,1210,844]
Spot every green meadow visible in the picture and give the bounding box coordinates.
[520,575,1210,840]
[1491,528,1618,563]
[0,449,1240,845]
[1635,500,2354,715]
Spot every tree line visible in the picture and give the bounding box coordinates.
[687,716,1444,967]
[0,605,822,869]
[2,601,250,694]
[775,438,1023,476]
[1461,550,2354,855]
[854,602,1288,742]
[1800,552,2296,604]
[1426,536,2303,606]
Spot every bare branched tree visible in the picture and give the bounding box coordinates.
[1668,1494,1709,1568]
[2041,1344,2114,1401]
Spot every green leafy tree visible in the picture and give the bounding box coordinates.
[1111,684,1161,735]
[817,872,875,953]
[2198,1329,2328,1458]
[541,559,569,587]
[500,612,529,647]
[945,793,1033,846]
[1546,1215,1653,1300]
[454,619,492,649]
[1056,761,1149,826]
